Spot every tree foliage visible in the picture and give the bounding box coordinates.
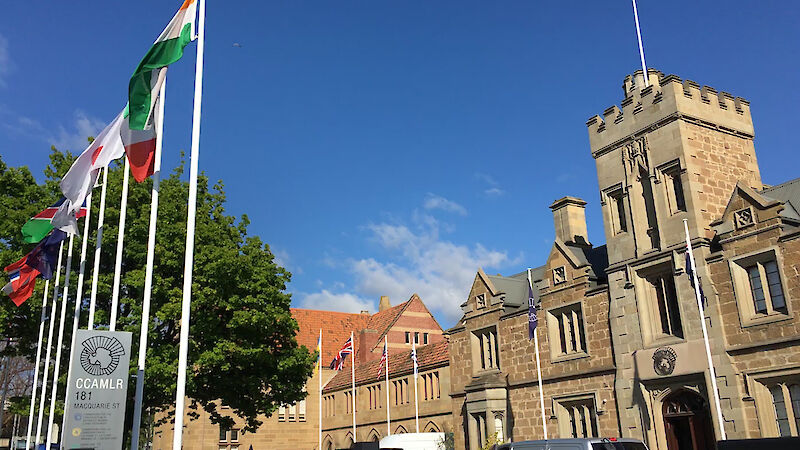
[0,149,315,433]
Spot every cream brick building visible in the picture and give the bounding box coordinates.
[447,70,800,450]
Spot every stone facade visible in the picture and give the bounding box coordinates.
[447,69,800,450]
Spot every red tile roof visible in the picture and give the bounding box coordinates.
[323,341,449,392]
[291,308,370,363]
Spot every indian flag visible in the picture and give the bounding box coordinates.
[128,0,197,131]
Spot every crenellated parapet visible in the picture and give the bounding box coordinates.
[587,69,754,157]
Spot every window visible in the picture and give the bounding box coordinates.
[368,385,382,409]
[649,271,683,338]
[553,266,567,285]
[414,332,419,344]
[547,303,587,359]
[278,405,286,421]
[730,249,789,326]
[423,333,429,344]
[392,379,409,405]
[219,428,228,442]
[298,399,306,421]
[661,163,686,214]
[472,327,499,371]
[494,413,504,443]
[607,188,627,234]
[405,331,410,344]
[323,395,335,417]
[472,412,487,448]
[230,429,239,442]
[476,294,486,309]
[422,372,440,401]
[756,376,800,437]
[555,396,599,438]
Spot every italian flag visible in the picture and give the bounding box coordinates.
[123,98,160,182]
[128,0,197,131]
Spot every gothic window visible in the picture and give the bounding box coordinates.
[660,162,687,214]
[547,303,587,359]
[473,327,499,371]
[730,249,789,325]
[555,396,599,438]
[607,188,627,234]
[767,382,800,436]
[647,270,683,339]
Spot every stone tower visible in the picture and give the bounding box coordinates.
[585,70,759,447]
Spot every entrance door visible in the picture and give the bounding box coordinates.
[662,390,716,450]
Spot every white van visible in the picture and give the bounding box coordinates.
[378,432,446,450]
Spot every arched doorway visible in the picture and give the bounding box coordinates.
[662,390,715,450]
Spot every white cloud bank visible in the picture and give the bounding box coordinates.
[423,193,467,216]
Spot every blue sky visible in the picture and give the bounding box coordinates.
[1,1,798,328]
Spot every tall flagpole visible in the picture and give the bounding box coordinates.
[88,167,109,329]
[631,0,649,87]
[61,192,93,443]
[173,0,205,447]
[528,268,547,439]
[46,234,75,449]
[132,79,166,450]
[35,242,63,447]
[25,279,50,450]
[384,335,390,436]
[350,331,356,441]
[109,159,131,331]
[683,219,726,440]
[318,328,322,450]
[412,338,419,433]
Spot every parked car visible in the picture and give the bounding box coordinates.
[378,432,446,450]
[496,438,649,450]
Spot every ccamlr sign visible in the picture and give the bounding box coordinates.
[62,329,132,450]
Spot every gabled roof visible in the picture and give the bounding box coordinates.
[362,295,417,353]
[761,177,800,223]
[323,341,449,392]
[290,308,370,363]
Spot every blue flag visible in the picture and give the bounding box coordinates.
[685,245,707,306]
[26,229,66,280]
[528,282,538,340]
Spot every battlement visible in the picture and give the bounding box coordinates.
[587,69,754,156]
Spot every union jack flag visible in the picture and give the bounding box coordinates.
[329,336,353,370]
[377,341,388,379]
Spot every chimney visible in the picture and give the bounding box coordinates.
[360,310,370,315]
[550,196,590,246]
[379,296,391,312]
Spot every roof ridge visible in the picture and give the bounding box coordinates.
[762,177,800,193]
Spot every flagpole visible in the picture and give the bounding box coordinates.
[683,219,726,440]
[173,0,205,447]
[631,0,649,87]
[109,158,130,331]
[25,279,50,450]
[350,331,356,440]
[412,338,419,433]
[46,234,75,449]
[384,335,390,436]
[35,241,63,446]
[318,328,322,450]
[528,268,547,439]
[88,167,109,329]
[131,79,166,450]
[61,191,93,443]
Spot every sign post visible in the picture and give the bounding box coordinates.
[62,330,132,450]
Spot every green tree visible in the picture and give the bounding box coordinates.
[0,148,315,435]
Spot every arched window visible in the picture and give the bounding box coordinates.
[424,421,440,433]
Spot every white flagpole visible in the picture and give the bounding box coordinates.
[683,219,726,440]
[61,191,93,442]
[318,328,322,450]
[132,79,166,450]
[631,0,649,87]
[527,268,547,439]
[351,331,356,440]
[35,241,63,447]
[25,279,50,450]
[46,234,75,449]
[109,158,131,331]
[412,338,419,433]
[173,0,205,447]
[384,335,390,436]
[88,167,109,329]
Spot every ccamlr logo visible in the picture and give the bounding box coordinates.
[652,346,677,376]
[79,336,126,376]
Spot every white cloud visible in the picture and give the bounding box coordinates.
[272,247,303,275]
[475,172,505,197]
[423,193,467,216]
[297,290,374,314]
[484,187,505,197]
[1,108,105,152]
[0,34,12,87]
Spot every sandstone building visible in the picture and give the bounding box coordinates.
[447,70,800,450]
[152,294,447,450]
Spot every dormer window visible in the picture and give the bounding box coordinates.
[476,294,486,309]
[553,266,567,285]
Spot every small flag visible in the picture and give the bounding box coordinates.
[3,256,40,306]
[528,282,538,340]
[411,345,418,379]
[25,230,67,281]
[329,336,353,371]
[128,0,197,131]
[377,341,388,379]
[313,330,322,377]
[22,198,86,243]
[122,100,160,183]
[685,244,707,306]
